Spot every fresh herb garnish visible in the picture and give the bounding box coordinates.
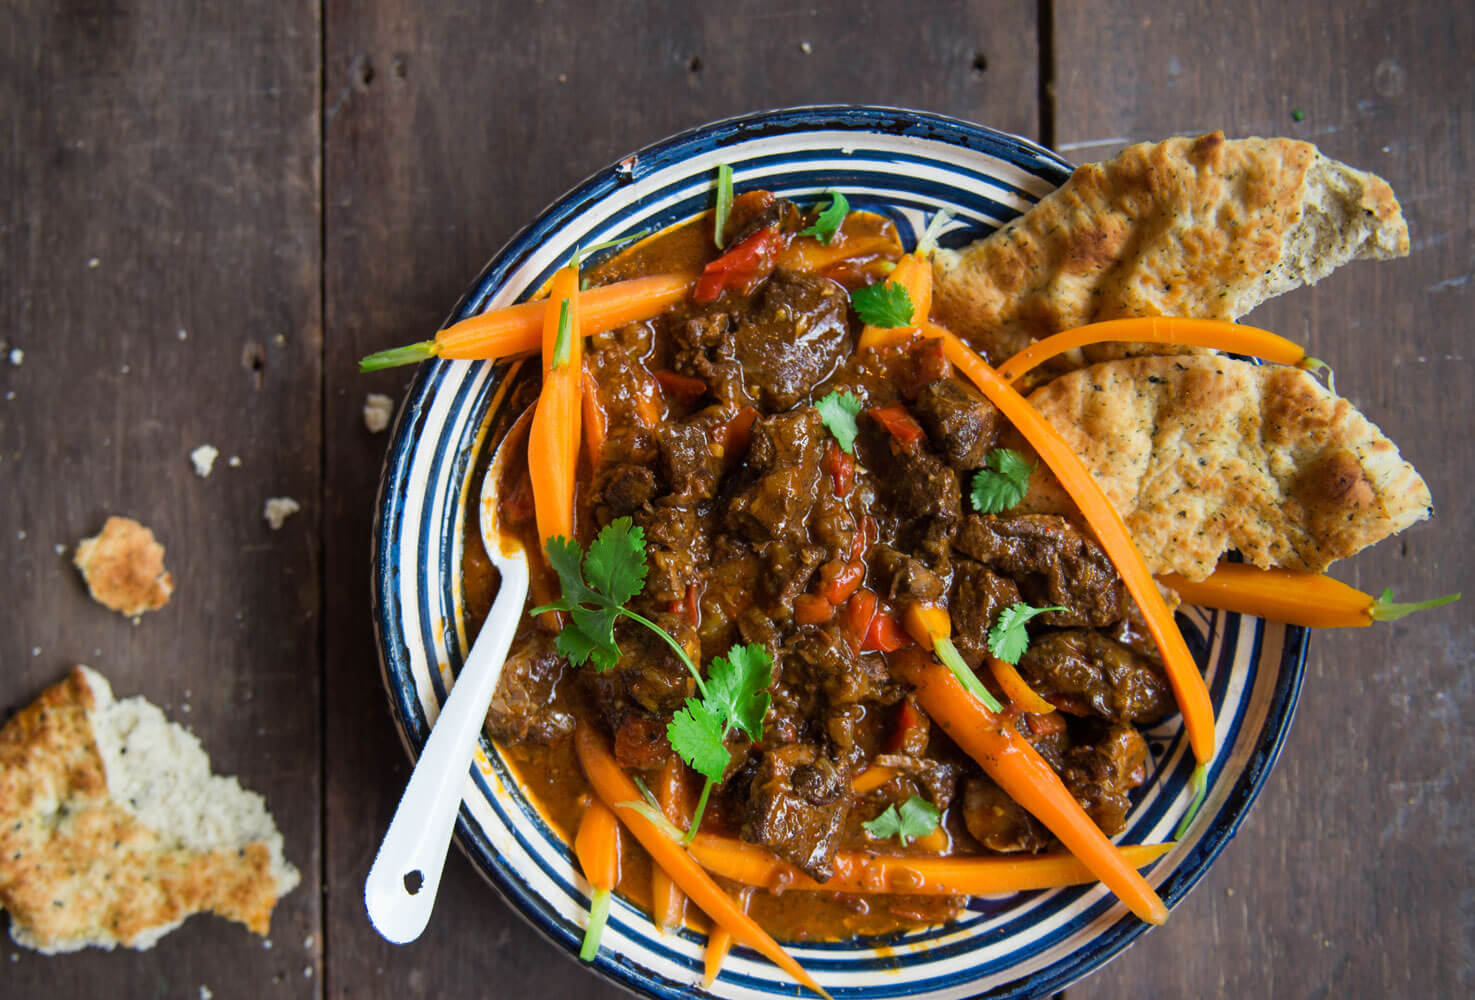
[863,795,941,844]
[969,448,1036,513]
[713,163,734,249]
[988,601,1068,665]
[571,229,653,272]
[800,190,849,244]
[914,208,954,258]
[550,298,573,369]
[534,520,772,840]
[668,643,773,840]
[1290,108,1306,122]
[852,280,915,329]
[815,390,863,454]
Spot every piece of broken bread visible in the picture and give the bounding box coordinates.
[1019,356,1432,580]
[73,516,174,617]
[0,667,299,953]
[932,131,1410,365]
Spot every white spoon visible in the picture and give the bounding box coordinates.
[365,404,534,944]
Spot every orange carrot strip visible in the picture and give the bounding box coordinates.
[851,766,898,795]
[437,273,695,360]
[687,831,1174,896]
[858,254,933,351]
[651,758,688,933]
[995,316,1312,383]
[580,363,606,469]
[987,655,1056,716]
[702,888,753,988]
[775,231,900,274]
[573,801,621,961]
[1160,563,1461,628]
[927,320,1216,766]
[573,728,831,999]
[891,648,1168,924]
[528,268,583,547]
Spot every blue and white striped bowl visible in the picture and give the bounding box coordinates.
[371,106,1308,1000]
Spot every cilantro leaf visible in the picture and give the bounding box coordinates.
[862,795,941,844]
[533,535,597,612]
[851,281,915,328]
[569,605,621,672]
[987,601,1068,665]
[704,644,772,743]
[583,517,648,607]
[815,390,863,455]
[668,698,731,782]
[800,191,849,244]
[969,448,1036,513]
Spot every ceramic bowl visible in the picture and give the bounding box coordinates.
[371,105,1308,1000]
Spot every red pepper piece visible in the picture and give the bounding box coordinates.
[817,560,864,606]
[653,369,708,405]
[822,439,854,497]
[692,226,781,303]
[841,590,879,652]
[862,609,911,653]
[866,403,925,450]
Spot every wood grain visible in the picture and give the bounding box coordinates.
[1055,2,1475,997]
[320,2,1039,997]
[0,1,322,996]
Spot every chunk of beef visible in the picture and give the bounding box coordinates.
[761,542,824,614]
[955,514,1126,626]
[1061,721,1150,835]
[741,743,850,881]
[1018,630,1174,724]
[882,447,962,565]
[485,629,574,745]
[722,190,803,248]
[869,544,947,604]
[913,377,1002,470]
[588,323,662,426]
[655,419,722,502]
[673,311,750,407]
[948,558,1022,662]
[782,624,895,707]
[636,504,707,604]
[961,777,1051,853]
[732,271,851,410]
[589,613,697,723]
[589,462,657,520]
[871,753,959,811]
[612,714,672,771]
[727,408,823,546]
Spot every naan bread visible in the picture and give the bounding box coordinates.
[0,667,298,953]
[1022,357,1431,580]
[932,131,1409,363]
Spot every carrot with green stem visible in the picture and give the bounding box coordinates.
[702,887,752,987]
[573,727,831,999]
[924,319,1217,806]
[686,831,1174,896]
[890,647,1168,924]
[527,267,583,546]
[573,801,622,961]
[358,272,695,371]
[650,757,689,933]
[1160,563,1460,628]
[994,316,1326,384]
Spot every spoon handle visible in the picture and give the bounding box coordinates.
[365,557,530,943]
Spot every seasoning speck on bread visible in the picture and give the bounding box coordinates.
[0,667,299,953]
[73,516,174,617]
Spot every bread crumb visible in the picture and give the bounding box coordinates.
[86,257,100,268]
[119,364,130,375]
[228,455,241,468]
[8,348,21,366]
[53,544,66,556]
[189,444,219,478]
[363,393,395,433]
[304,934,314,949]
[199,988,213,1000]
[800,40,813,54]
[73,516,174,617]
[263,497,301,530]
[177,329,188,341]
[16,529,25,540]
[30,647,40,657]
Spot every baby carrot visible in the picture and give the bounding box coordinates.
[651,757,688,933]
[1161,563,1460,628]
[527,267,583,547]
[573,801,621,961]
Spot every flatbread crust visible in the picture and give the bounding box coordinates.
[0,667,298,953]
[932,131,1409,364]
[1022,356,1432,580]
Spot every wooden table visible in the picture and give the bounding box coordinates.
[3,2,1469,997]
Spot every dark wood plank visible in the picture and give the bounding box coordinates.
[0,1,322,996]
[1054,3,1474,997]
[321,2,1041,996]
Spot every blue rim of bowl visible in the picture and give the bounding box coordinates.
[370,104,1310,999]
